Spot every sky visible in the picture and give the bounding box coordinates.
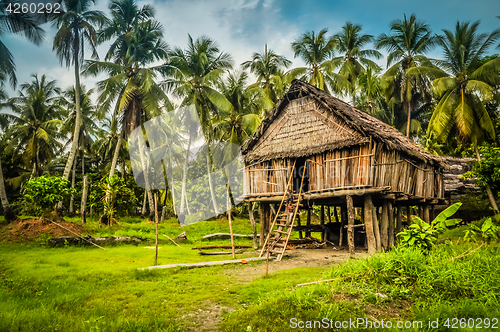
[3,0,500,101]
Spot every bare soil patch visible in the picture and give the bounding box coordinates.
[0,216,82,243]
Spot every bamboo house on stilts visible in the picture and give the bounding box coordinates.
[241,80,446,259]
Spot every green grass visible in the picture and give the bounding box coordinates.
[221,242,500,331]
[2,215,500,331]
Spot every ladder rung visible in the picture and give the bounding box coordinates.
[269,249,283,254]
[275,223,288,227]
[274,242,285,247]
[275,230,288,234]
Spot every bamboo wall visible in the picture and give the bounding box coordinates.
[243,144,444,199]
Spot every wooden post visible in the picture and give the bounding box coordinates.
[333,206,340,223]
[346,196,355,256]
[81,175,88,224]
[154,193,159,266]
[306,208,311,238]
[248,202,258,249]
[339,205,346,247]
[423,204,430,224]
[431,205,436,221]
[227,187,235,259]
[363,194,376,255]
[407,205,412,225]
[372,205,382,252]
[380,202,389,250]
[296,212,303,239]
[396,206,403,236]
[320,205,325,242]
[259,203,268,246]
[418,205,423,219]
[327,206,332,223]
[388,202,394,249]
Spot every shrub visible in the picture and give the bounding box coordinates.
[397,202,462,251]
[24,176,74,215]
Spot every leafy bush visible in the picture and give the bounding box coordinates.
[397,202,462,251]
[24,176,74,214]
[88,174,137,218]
[465,218,500,242]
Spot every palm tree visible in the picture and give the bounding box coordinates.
[357,67,383,114]
[241,45,291,103]
[52,0,106,183]
[97,0,156,63]
[0,75,16,221]
[376,14,436,137]
[84,19,170,220]
[414,21,500,213]
[331,22,382,105]
[5,74,64,178]
[162,35,234,217]
[0,0,44,88]
[215,71,266,145]
[61,85,97,215]
[289,28,348,93]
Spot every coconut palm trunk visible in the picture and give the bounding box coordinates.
[141,193,147,217]
[179,133,192,215]
[168,150,177,216]
[137,134,155,220]
[206,150,220,216]
[109,135,123,179]
[405,101,411,138]
[62,41,82,180]
[69,153,77,216]
[0,158,16,222]
[475,146,499,214]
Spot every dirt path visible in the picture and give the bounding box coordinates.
[184,248,368,332]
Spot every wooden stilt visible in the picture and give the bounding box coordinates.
[346,195,355,257]
[380,202,389,250]
[363,194,376,255]
[339,205,346,247]
[372,205,382,252]
[423,205,430,224]
[396,206,403,236]
[320,205,325,242]
[407,205,412,225]
[259,203,269,246]
[248,202,258,249]
[333,206,340,223]
[306,208,311,238]
[327,206,332,224]
[388,201,394,249]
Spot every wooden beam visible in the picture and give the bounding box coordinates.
[388,201,394,249]
[396,206,403,242]
[306,208,311,238]
[248,202,258,249]
[380,202,389,250]
[363,194,376,255]
[339,205,346,247]
[423,204,430,224]
[320,205,325,242]
[346,195,355,257]
[407,205,412,225]
[372,205,382,252]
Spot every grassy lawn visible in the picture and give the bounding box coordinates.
[1,217,499,332]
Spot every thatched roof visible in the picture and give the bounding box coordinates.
[242,80,445,168]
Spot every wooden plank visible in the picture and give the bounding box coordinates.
[388,201,394,249]
[248,202,258,249]
[372,205,382,252]
[380,201,389,250]
[363,194,376,255]
[143,257,266,270]
[346,195,355,257]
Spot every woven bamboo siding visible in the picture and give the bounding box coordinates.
[244,159,289,195]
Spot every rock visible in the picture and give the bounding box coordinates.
[175,231,187,243]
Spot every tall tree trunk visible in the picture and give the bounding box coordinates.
[179,133,192,215]
[168,150,176,216]
[109,135,123,179]
[405,100,412,138]
[141,192,147,218]
[81,175,88,224]
[475,146,499,214]
[69,154,77,216]
[206,150,220,216]
[0,158,16,222]
[62,46,82,180]
[227,185,235,258]
[363,194,376,255]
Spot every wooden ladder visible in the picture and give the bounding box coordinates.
[259,163,307,261]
